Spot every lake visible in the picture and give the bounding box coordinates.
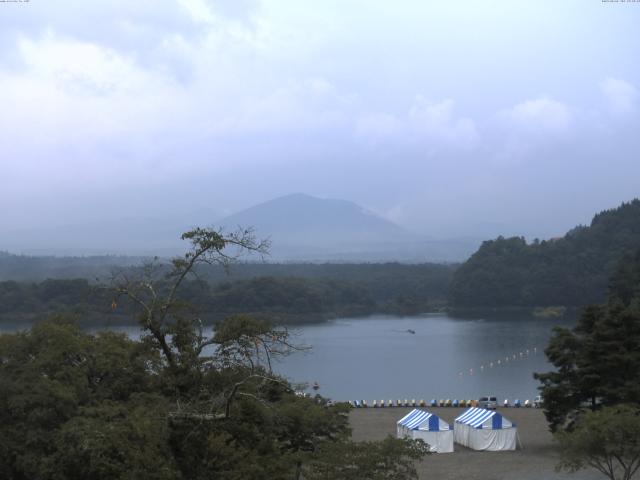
[273,313,573,403]
[0,313,573,403]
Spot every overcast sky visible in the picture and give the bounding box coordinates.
[2,0,639,239]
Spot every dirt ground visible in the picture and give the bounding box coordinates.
[349,407,603,480]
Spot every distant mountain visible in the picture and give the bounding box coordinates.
[220,193,411,245]
[0,194,480,262]
[219,193,479,262]
[449,199,640,308]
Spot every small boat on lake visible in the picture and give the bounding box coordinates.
[312,381,320,390]
[407,329,416,334]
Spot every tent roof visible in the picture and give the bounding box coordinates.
[397,409,450,431]
[455,407,514,429]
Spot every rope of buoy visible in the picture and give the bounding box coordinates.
[456,346,539,379]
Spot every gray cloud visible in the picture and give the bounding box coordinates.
[1,0,639,242]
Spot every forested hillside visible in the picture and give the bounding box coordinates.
[0,252,146,282]
[0,263,455,325]
[450,199,640,308]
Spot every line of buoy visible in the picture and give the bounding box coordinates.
[348,398,539,408]
[457,346,539,379]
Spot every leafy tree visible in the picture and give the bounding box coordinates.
[0,319,167,479]
[48,397,178,480]
[113,227,271,374]
[535,249,640,431]
[304,436,430,480]
[556,405,640,480]
[0,227,430,479]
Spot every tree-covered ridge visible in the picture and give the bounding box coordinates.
[450,199,640,308]
[0,252,148,282]
[0,264,454,325]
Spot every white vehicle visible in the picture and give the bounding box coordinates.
[534,395,543,408]
[478,396,498,410]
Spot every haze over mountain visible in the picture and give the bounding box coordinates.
[0,193,480,262]
[2,2,639,243]
[219,193,479,262]
[220,193,411,244]
[0,213,217,257]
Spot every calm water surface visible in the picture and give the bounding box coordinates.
[274,313,573,402]
[1,313,573,403]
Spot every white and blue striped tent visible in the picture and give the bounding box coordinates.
[454,407,518,451]
[396,409,454,453]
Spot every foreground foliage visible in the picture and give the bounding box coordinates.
[536,249,640,480]
[0,228,429,479]
[305,437,430,480]
[556,405,640,480]
[535,249,640,432]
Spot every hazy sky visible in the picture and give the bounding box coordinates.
[2,0,639,239]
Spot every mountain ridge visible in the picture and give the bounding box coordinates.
[0,193,480,262]
[449,198,640,308]
[219,193,413,246]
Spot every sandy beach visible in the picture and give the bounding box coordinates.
[350,407,602,480]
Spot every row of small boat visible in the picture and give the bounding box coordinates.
[349,399,535,408]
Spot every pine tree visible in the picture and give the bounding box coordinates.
[535,248,640,431]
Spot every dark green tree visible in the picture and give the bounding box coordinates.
[0,227,430,479]
[535,248,640,431]
[450,199,640,308]
[556,405,640,480]
[304,436,430,480]
[0,319,170,479]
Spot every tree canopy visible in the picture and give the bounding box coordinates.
[0,263,455,326]
[0,227,429,479]
[450,199,640,308]
[535,248,640,431]
[534,248,640,480]
[556,405,640,480]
